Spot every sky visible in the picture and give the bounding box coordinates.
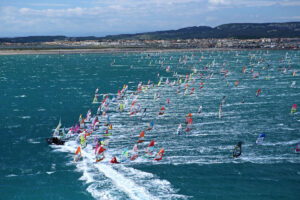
[0,0,300,37]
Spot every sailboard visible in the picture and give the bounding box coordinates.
[144,140,155,158]
[110,156,119,164]
[219,105,222,119]
[81,135,87,149]
[121,148,128,162]
[198,105,202,114]
[137,131,145,143]
[159,106,165,115]
[53,119,62,136]
[185,113,192,124]
[96,146,105,162]
[177,123,182,135]
[105,124,112,136]
[296,142,300,153]
[92,94,98,104]
[131,144,139,161]
[74,146,82,162]
[185,117,192,132]
[154,148,164,161]
[256,89,261,97]
[232,142,242,158]
[235,80,239,87]
[256,133,265,145]
[147,120,154,131]
[200,82,204,89]
[291,104,297,114]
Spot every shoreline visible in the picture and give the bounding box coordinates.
[0,47,297,55]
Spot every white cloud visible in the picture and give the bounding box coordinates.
[208,0,300,7]
[208,0,230,5]
[0,0,299,36]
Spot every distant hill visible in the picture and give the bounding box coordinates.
[0,36,99,43]
[101,22,300,40]
[1,22,300,43]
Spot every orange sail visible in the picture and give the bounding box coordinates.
[185,113,192,124]
[74,146,81,162]
[154,148,164,161]
[137,131,145,143]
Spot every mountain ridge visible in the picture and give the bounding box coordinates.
[1,22,300,43]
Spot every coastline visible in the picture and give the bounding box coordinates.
[0,47,297,55]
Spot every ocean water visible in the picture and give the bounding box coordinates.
[0,50,300,199]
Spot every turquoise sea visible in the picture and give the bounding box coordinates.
[1,50,300,199]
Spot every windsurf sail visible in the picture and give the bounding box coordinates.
[235,80,239,87]
[137,131,144,143]
[81,135,87,148]
[166,66,170,72]
[291,104,297,114]
[256,89,261,97]
[293,70,297,76]
[121,147,128,162]
[296,142,300,153]
[165,78,170,84]
[219,105,222,119]
[291,81,296,88]
[147,120,154,131]
[145,140,155,157]
[166,98,170,107]
[74,146,81,162]
[232,142,242,158]
[256,133,266,145]
[154,148,164,161]
[185,113,192,124]
[96,106,102,115]
[86,109,92,122]
[80,118,85,128]
[185,117,192,132]
[110,156,118,164]
[78,114,82,123]
[158,79,161,86]
[189,88,195,95]
[131,144,139,160]
[53,119,62,136]
[159,106,165,115]
[177,123,182,135]
[119,102,124,112]
[198,105,202,114]
[200,82,204,89]
[104,115,110,126]
[92,94,98,104]
[96,146,105,162]
[105,124,112,136]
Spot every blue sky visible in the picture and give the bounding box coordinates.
[0,0,300,37]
